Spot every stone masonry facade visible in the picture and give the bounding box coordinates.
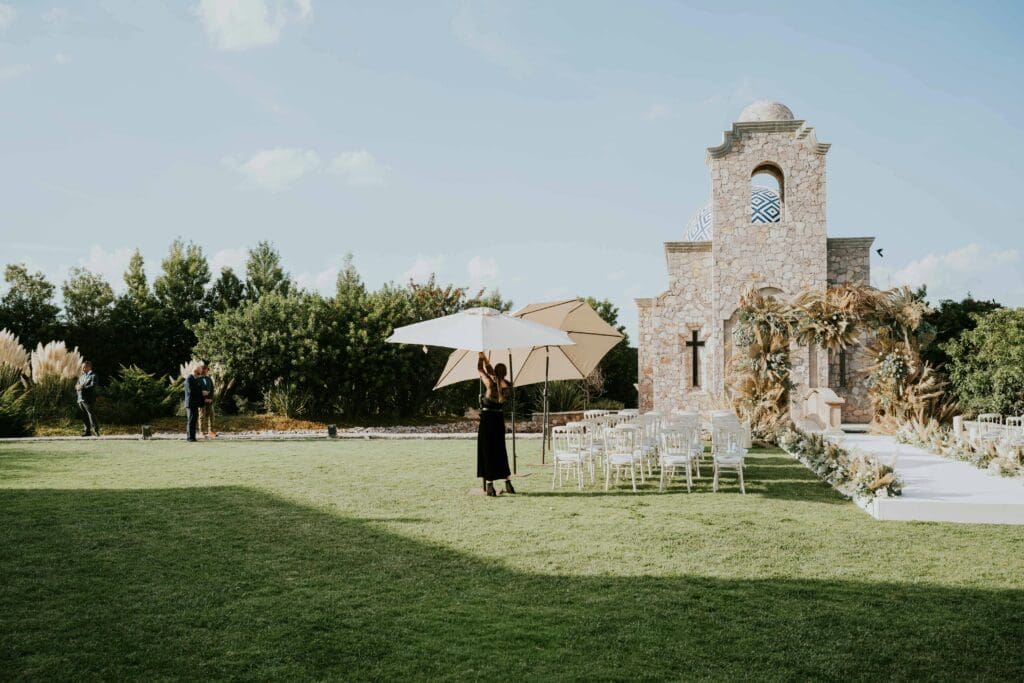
[637,102,874,424]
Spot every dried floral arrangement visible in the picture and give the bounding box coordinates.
[779,427,903,500]
[895,418,1023,480]
[728,284,957,442]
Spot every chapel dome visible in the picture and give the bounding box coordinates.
[736,100,795,123]
[683,186,781,241]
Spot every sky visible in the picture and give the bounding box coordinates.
[2,0,1023,340]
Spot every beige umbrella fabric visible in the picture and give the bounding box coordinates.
[434,300,623,389]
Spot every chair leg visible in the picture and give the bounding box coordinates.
[630,463,637,492]
[604,463,610,491]
[739,465,746,494]
[659,462,665,492]
[713,463,719,492]
[551,459,558,490]
[577,461,584,490]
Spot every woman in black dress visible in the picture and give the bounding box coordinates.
[477,352,514,497]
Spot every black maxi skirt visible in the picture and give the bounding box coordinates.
[477,408,511,481]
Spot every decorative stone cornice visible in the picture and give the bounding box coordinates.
[827,236,875,250]
[706,120,830,159]
[635,297,654,308]
[664,241,711,254]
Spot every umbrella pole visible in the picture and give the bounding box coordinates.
[508,350,516,475]
[542,347,550,464]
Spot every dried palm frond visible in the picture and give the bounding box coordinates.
[792,285,868,352]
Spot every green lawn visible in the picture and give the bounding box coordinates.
[1,440,1022,681]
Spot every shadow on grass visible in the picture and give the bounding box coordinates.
[1,487,1020,680]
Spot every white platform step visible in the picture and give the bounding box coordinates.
[836,434,1024,525]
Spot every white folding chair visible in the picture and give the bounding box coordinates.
[551,425,585,490]
[566,420,597,483]
[640,411,662,476]
[604,425,643,492]
[712,423,747,494]
[978,413,1004,441]
[659,425,699,492]
[666,413,703,477]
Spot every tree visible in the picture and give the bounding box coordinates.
[245,241,290,300]
[192,292,340,416]
[922,293,1002,371]
[123,249,151,305]
[944,308,1024,417]
[153,239,211,322]
[60,269,117,375]
[0,264,60,350]
[207,267,246,313]
[62,268,115,327]
[584,297,637,407]
[151,240,212,373]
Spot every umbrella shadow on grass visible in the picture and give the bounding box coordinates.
[1,486,1021,680]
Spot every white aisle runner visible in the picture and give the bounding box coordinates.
[836,434,1024,525]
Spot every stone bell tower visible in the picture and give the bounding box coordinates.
[706,99,832,398]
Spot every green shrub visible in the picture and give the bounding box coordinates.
[98,365,177,424]
[262,381,313,418]
[532,381,583,413]
[0,383,33,437]
[26,375,76,422]
[945,308,1024,417]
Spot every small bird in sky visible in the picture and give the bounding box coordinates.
[876,248,884,258]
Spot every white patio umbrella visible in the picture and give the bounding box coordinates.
[386,307,573,472]
[434,300,625,461]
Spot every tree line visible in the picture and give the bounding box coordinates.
[0,240,638,421]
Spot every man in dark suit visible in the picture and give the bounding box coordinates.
[75,360,99,437]
[184,364,207,442]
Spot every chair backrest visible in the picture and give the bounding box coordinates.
[565,421,590,450]
[583,409,609,419]
[661,426,698,456]
[641,412,661,441]
[1005,416,1024,428]
[979,413,1002,425]
[712,423,743,455]
[552,425,583,455]
[606,424,640,455]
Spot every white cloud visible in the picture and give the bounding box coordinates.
[329,150,389,187]
[210,247,247,274]
[877,243,1024,304]
[402,254,445,283]
[194,0,312,51]
[54,52,72,65]
[224,147,320,192]
[0,4,16,33]
[0,64,30,82]
[467,255,499,291]
[643,103,671,121]
[78,246,135,292]
[295,266,338,293]
[451,1,531,79]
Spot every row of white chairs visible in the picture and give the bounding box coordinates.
[551,410,748,493]
[969,413,1024,445]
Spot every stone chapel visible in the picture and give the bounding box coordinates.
[636,100,874,423]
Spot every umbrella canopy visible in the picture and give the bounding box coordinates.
[434,299,624,389]
[386,306,573,352]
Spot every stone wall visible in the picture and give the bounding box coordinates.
[826,237,874,422]
[636,242,713,413]
[827,237,873,286]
